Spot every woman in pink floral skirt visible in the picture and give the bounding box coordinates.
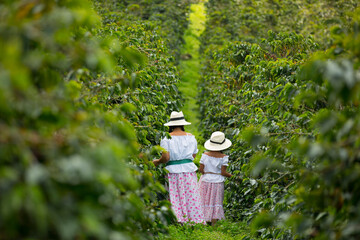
[198,131,233,226]
[153,111,205,224]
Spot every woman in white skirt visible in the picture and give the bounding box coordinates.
[153,111,205,224]
[198,131,233,226]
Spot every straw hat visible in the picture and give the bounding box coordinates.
[164,111,191,126]
[204,131,232,151]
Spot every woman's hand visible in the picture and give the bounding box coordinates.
[221,166,232,178]
[152,152,170,167]
[152,159,160,167]
[199,164,205,174]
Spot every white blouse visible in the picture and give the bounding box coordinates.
[160,134,198,173]
[200,154,229,183]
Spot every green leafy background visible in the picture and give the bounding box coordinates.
[199,0,360,239]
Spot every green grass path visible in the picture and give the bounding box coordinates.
[167,2,258,240]
[178,2,207,160]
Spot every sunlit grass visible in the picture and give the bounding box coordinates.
[157,220,258,240]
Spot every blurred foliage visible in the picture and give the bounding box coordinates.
[283,8,360,240]
[0,0,191,239]
[199,0,360,239]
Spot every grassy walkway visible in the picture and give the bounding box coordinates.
[178,2,207,160]
[162,2,258,240]
[157,220,256,240]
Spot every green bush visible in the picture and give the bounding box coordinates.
[0,0,191,239]
[199,0,360,239]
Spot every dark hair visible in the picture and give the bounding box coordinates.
[169,126,185,133]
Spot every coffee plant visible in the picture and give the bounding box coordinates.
[0,0,191,239]
[199,0,359,239]
[201,0,358,51]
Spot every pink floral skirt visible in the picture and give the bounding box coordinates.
[198,179,225,222]
[168,172,205,223]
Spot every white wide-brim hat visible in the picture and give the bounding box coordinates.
[164,111,191,126]
[204,131,232,151]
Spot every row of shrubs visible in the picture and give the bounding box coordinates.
[0,0,190,239]
[198,0,360,239]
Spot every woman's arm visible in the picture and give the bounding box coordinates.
[152,151,170,167]
[199,164,205,174]
[221,165,232,178]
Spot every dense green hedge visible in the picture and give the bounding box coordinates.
[92,0,191,146]
[199,0,360,239]
[201,0,358,51]
[92,0,193,205]
[0,0,190,239]
[94,0,190,63]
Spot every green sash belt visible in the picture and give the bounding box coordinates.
[166,159,192,166]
